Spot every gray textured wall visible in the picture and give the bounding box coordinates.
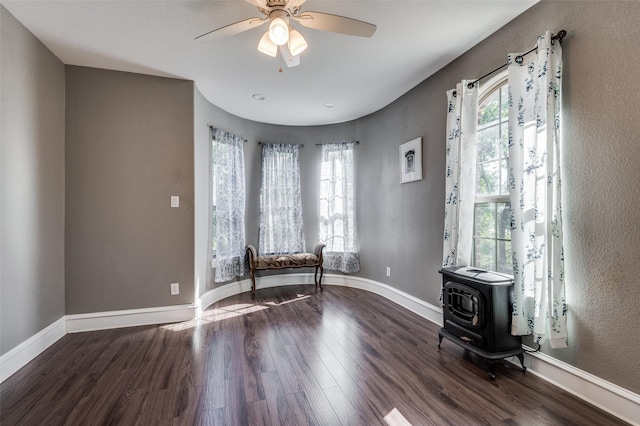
[0,6,66,355]
[353,0,640,394]
[194,88,356,295]
[195,1,640,394]
[65,66,195,313]
[446,0,640,395]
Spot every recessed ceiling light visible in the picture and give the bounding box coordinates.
[324,102,335,108]
[252,94,266,101]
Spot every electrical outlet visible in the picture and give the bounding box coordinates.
[171,196,179,208]
[386,267,391,277]
[170,282,180,295]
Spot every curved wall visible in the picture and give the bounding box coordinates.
[195,0,640,395]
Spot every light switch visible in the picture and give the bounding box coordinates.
[171,196,179,208]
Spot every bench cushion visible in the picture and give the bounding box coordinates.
[256,253,319,269]
[246,243,325,296]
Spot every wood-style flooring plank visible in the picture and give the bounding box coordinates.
[259,370,295,425]
[0,284,628,425]
[247,398,271,426]
[225,376,249,425]
[285,391,323,426]
[323,385,381,426]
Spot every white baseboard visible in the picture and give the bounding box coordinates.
[199,273,443,326]
[3,273,639,425]
[199,273,317,312]
[66,304,197,333]
[323,274,443,326]
[517,348,640,426]
[2,304,197,383]
[199,278,253,314]
[0,316,66,383]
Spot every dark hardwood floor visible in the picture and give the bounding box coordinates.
[0,285,627,425]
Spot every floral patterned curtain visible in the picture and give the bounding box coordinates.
[319,142,360,273]
[259,143,305,255]
[508,31,568,348]
[211,128,247,282]
[442,81,478,268]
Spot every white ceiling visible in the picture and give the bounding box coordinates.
[2,0,537,126]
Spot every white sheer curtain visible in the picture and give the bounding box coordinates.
[442,80,479,268]
[508,31,567,348]
[319,142,360,273]
[211,128,247,282]
[259,143,305,255]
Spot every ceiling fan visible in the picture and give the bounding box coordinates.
[195,0,376,68]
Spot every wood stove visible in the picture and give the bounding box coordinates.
[437,266,526,380]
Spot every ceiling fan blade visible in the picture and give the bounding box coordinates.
[245,0,268,10]
[195,17,267,41]
[280,44,300,67]
[287,0,308,11]
[294,11,376,37]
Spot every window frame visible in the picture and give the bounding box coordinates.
[319,143,356,254]
[258,143,305,256]
[211,140,219,259]
[472,74,512,274]
[210,134,230,259]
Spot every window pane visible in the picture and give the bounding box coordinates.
[478,90,500,126]
[212,207,217,253]
[259,144,304,255]
[477,126,499,162]
[500,159,509,195]
[474,203,496,238]
[474,238,496,271]
[497,203,511,240]
[501,85,509,119]
[473,80,511,274]
[501,122,509,159]
[476,161,499,196]
[497,240,513,275]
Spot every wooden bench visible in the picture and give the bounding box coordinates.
[246,244,325,296]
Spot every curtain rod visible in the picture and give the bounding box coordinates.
[258,142,304,147]
[208,125,248,142]
[315,141,359,147]
[466,30,566,89]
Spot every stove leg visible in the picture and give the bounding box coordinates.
[489,363,497,381]
[516,353,527,373]
[437,334,443,349]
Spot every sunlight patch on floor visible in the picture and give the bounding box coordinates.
[202,303,269,322]
[160,320,197,331]
[161,293,313,331]
[384,408,412,426]
[264,294,311,306]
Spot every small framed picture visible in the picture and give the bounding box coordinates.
[399,137,422,183]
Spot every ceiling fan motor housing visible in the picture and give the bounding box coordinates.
[266,0,287,7]
[268,9,290,21]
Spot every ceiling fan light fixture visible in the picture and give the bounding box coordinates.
[258,31,278,57]
[268,10,290,46]
[288,28,308,56]
[196,2,377,71]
